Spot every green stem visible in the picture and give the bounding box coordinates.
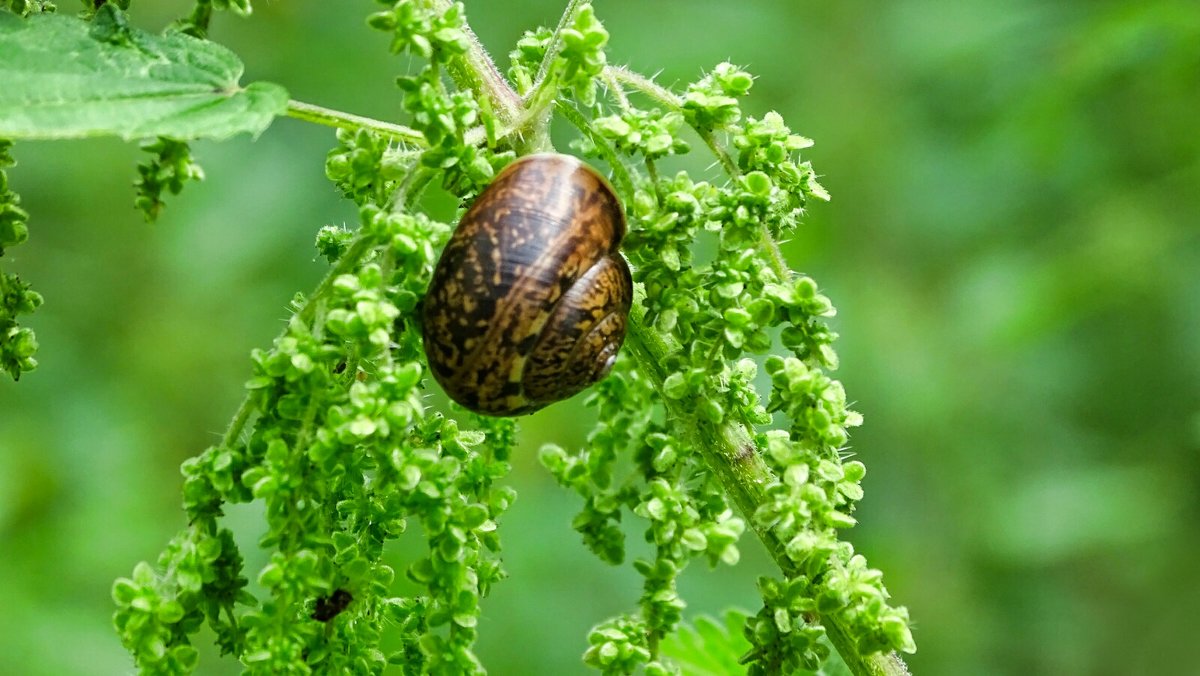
[388,165,436,214]
[183,2,213,37]
[286,100,426,147]
[825,621,913,676]
[219,392,256,448]
[556,101,636,198]
[296,235,380,326]
[697,130,740,176]
[501,96,557,153]
[621,303,781,559]
[604,66,682,107]
[601,68,633,111]
[600,70,665,205]
[644,157,663,207]
[426,0,523,128]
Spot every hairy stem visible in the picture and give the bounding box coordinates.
[623,312,777,540]
[826,621,913,676]
[600,69,633,111]
[426,0,523,129]
[286,100,426,146]
[556,101,636,198]
[604,66,682,108]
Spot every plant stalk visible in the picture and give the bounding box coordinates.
[556,101,636,198]
[426,0,523,128]
[285,100,426,146]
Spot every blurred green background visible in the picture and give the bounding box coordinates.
[2,1,1198,674]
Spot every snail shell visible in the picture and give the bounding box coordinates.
[421,153,633,416]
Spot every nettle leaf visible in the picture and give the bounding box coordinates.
[660,610,851,676]
[660,611,754,676]
[0,7,288,141]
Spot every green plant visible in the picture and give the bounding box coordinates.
[0,1,915,674]
[0,139,40,380]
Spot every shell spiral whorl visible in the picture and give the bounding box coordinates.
[421,153,633,416]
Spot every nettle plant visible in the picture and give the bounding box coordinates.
[0,1,915,674]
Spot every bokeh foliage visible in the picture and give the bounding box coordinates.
[0,1,1197,674]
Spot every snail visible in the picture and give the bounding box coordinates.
[421,153,633,416]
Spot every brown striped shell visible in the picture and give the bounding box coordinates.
[421,153,633,416]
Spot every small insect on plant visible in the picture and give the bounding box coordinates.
[311,589,354,623]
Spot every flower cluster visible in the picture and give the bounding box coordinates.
[506,26,553,96]
[112,1,536,671]
[326,129,406,209]
[5,0,55,15]
[370,0,511,195]
[593,109,690,161]
[114,202,516,673]
[543,348,748,673]
[0,140,41,380]
[110,1,914,673]
[584,614,659,674]
[507,4,609,106]
[681,62,755,131]
[369,0,468,61]
[555,5,609,106]
[553,40,913,673]
[134,138,205,223]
